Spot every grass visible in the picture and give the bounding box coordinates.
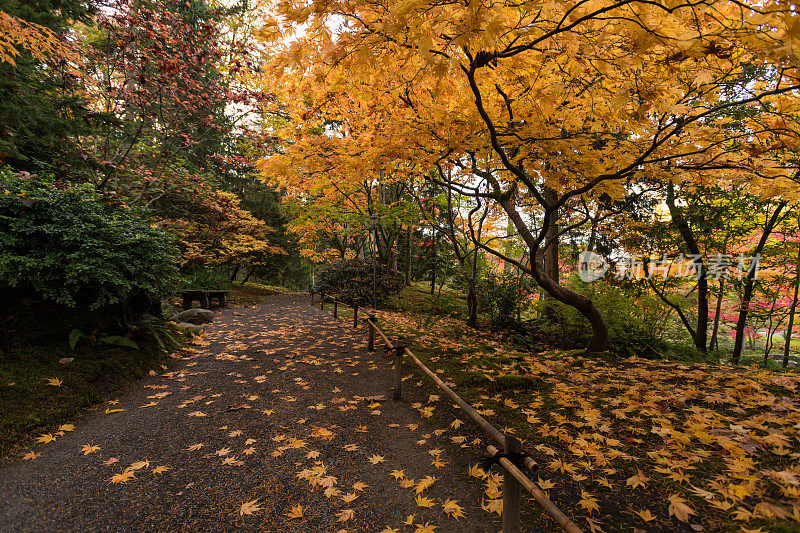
[386,285,471,320]
[0,304,184,461]
[228,282,292,307]
[363,295,800,532]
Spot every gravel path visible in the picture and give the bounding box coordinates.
[0,294,503,532]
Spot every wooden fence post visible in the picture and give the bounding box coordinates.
[392,342,406,401]
[353,304,359,329]
[503,436,523,533]
[367,314,376,352]
[333,300,338,319]
[320,293,325,310]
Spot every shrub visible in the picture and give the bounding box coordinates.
[0,171,178,310]
[315,259,404,306]
[179,266,232,291]
[476,272,535,326]
[532,279,689,358]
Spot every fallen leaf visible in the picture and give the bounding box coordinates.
[240,499,263,516]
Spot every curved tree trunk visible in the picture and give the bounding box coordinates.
[733,201,786,364]
[499,196,609,352]
[783,240,800,367]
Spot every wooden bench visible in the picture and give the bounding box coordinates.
[181,289,229,309]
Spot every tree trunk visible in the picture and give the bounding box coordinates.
[543,188,559,284]
[733,201,786,364]
[405,225,412,285]
[466,259,478,328]
[499,197,609,352]
[587,217,598,253]
[430,232,437,295]
[709,278,725,352]
[230,264,241,282]
[783,239,800,367]
[666,182,708,353]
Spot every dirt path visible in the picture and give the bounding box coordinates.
[0,294,503,532]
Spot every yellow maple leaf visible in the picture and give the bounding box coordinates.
[36,433,56,444]
[46,377,63,386]
[22,451,40,460]
[538,477,555,490]
[415,522,437,533]
[442,498,465,519]
[626,469,650,490]
[403,514,416,525]
[369,454,385,464]
[635,509,655,522]
[579,490,600,514]
[415,494,436,508]
[125,460,150,472]
[109,470,136,484]
[240,499,263,516]
[482,498,503,515]
[283,505,305,519]
[80,444,101,455]
[667,494,695,523]
[415,475,436,493]
[336,508,355,522]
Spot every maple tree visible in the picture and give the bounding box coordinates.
[262,0,800,351]
[0,10,72,66]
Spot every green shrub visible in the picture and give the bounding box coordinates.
[476,272,534,326]
[315,259,404,306]
[532,279,687,358]
[179,266,232,291]
[0,171,178,310]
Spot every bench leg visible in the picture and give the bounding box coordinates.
[200,294,210,309]
[219,295,226,307]
[182,296,193,309]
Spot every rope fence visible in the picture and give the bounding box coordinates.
[309,291,583,533]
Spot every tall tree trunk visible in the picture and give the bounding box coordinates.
[586,216,598,253]
[405,226,412,285]
[430,232,437,295]
[230,263,241,282]
[733,201,786,364]
[504,196,516,274]
[782,238,800,367]
[543,187,559,284]
[709,278,725,352]
[466,255,479,328]
[666,182,708,353]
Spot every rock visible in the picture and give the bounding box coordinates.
[172,308,214,325]
[174,322,204,333]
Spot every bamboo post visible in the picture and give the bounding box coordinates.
[503,436,523,533]
[367,314,376,352]
[392,341,406,401]
[333,300,338,319]
[353,304,359,329]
